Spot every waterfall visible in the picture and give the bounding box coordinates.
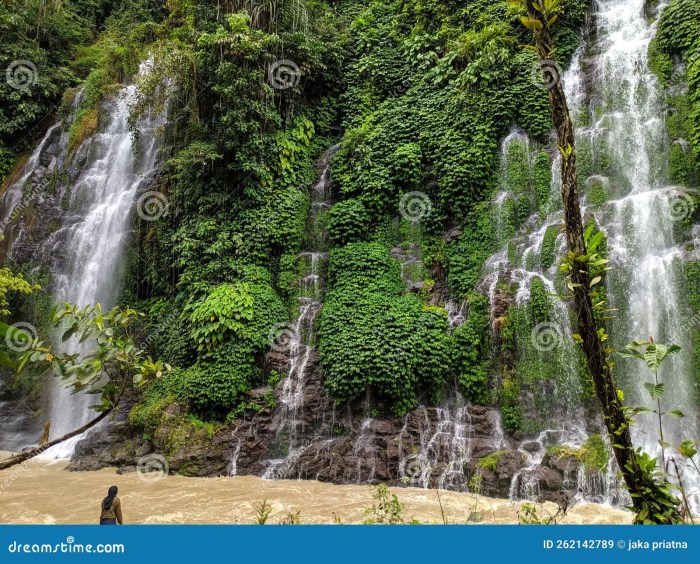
[0,124,61,235]
[481,0,700,509]
[258,145,339,479]
[36,64,161,458]
[590,0,700,509]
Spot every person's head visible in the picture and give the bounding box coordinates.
[103,485,119,510]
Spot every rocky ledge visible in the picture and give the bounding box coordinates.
[67,359,610,506]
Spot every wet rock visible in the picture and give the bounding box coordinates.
[522,441,542,453]
[464,449,527,497]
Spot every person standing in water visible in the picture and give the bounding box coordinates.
[99,486,123,525]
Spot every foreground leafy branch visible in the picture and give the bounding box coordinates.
[0,303,170,470]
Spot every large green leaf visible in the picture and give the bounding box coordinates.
[644,343,680,370]
[644,382,665,400]
[617,345,644,360]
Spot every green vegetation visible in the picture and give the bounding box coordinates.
[546,434,609,472]
[540,225,559,271]
[650,0,700,182]
[452,292,491,404]
[477,450,506,471]
[363,484,413,525]
[320,242,451,416]
[0,0,160,178]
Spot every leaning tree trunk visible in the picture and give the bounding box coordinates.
[0,409,111,471]
[524,0,680,523]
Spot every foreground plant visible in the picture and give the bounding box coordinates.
[363,484,409,525]
[618,339,700,523]
[0,303,170,471]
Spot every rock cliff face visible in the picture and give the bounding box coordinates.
[67,350,596,505]
[2,98,603,508]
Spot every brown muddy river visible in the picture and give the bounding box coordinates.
[0,454,631,524]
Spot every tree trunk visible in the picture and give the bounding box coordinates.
[0,409,112,471]
[524,0,681,523]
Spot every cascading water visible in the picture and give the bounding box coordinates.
[257,145,338,479]
[0,124,61,235]
[482,0,700,509]
[34,65,160,458]
[589,0,700,509]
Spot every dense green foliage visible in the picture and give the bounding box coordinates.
[2,0,590,422]
[0,0,162,178]
[650,0,700,183]
[320,243,451,416]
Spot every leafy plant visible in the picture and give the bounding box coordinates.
[254,499,273,525]
[363,484,406,525]
[618,339,682,469]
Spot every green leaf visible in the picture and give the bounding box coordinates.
[644,343,680,370]
[62,322,79,342]
[678,440,697,459]
[666,409,685,419]
[520,16,543,30]
[644,382,665,400]
[0,350,16,370]
[617,345,644,360]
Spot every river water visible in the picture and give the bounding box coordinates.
[0,455,629,524]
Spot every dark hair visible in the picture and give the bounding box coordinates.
[102,486,118,511]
